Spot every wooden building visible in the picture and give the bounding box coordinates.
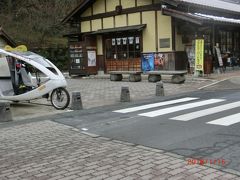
[0,27,16,49]
[62,0,240,75]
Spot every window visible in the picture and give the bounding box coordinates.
[159,38,170,48]
[233,32,240,53]
[204,34,211,55]
[219,30,233,53]
[105,35,141,60]
[106,39,113,59]
[227,32,232,52]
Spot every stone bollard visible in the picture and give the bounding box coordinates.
[71,91,83,110]
[0,102,12,122]
[156,81,164,96]
[129,74,141,82]
[120,87,130,102]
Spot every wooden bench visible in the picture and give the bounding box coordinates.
[109,71,142,82]
[146,70,187,84]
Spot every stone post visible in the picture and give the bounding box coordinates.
[71,91,83,110]
[0,102,12,122]
[120,87,130,102]
[156,81,164,96]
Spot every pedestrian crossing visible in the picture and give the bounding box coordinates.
[170,101,240,121]
[207,113,240,126]
[139,99,224,117]
[113,97,198,113]
[113,97,240,126]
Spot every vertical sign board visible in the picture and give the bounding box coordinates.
[215,47,223,67]
[195,39,204,72]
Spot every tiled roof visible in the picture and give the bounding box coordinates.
[162,8,240,26]
[178,0,240,13]
[193,13,240,24]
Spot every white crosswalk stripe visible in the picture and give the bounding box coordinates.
[207,113,240,126]
[139,99,225,117]
[170,101,240,121]
[113,97,240,126]
[113,97,198,113]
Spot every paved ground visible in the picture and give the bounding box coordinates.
[0,120,239,180]
[1,69,240,179]
[11,68,240,120]
[11,74,217,120]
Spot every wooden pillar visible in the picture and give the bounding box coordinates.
[212,23,215,53]
[172,17,176,51]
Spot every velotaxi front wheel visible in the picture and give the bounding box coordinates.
[50,88,70,110]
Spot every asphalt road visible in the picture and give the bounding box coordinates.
[54,88,240,173]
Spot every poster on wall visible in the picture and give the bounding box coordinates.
[135,37,140,44]
[87,50,96,67]
[112,38,115,46]
[75,59,80,64]
[141,53,154,72]
[195,39,204,71]
[116,38,121,45]
[154,53,166,70]
[122,37,127,45]
[128,37,134,44]
[185,45,195,68]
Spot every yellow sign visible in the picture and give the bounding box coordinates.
[195,39,204,71]
[4,45,28,52]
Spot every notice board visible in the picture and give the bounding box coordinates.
[215,47,223,67]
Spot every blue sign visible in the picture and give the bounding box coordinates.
[141,53,154,72]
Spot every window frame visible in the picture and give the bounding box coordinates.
[104,32,142,60]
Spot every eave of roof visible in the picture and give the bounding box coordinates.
[162,8,204,25]
[162,8,240,26]
[63,32,91,37]
[62,0,94,24]
[175,0,240,15]
[194,13,240,25]
[0,27,16,47]
[91,24,146,35]
[61,0,240,25]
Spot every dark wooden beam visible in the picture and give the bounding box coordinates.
[113,16,116,28]
[171,17,176,51]
[90,19,92,31]
[91,4,93,16]
[104,0,107,12]
[101,18,103,29]
[212,23,216,54]
[79,4,162,21]
[155,11,158,52]
[140,11,142,24]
